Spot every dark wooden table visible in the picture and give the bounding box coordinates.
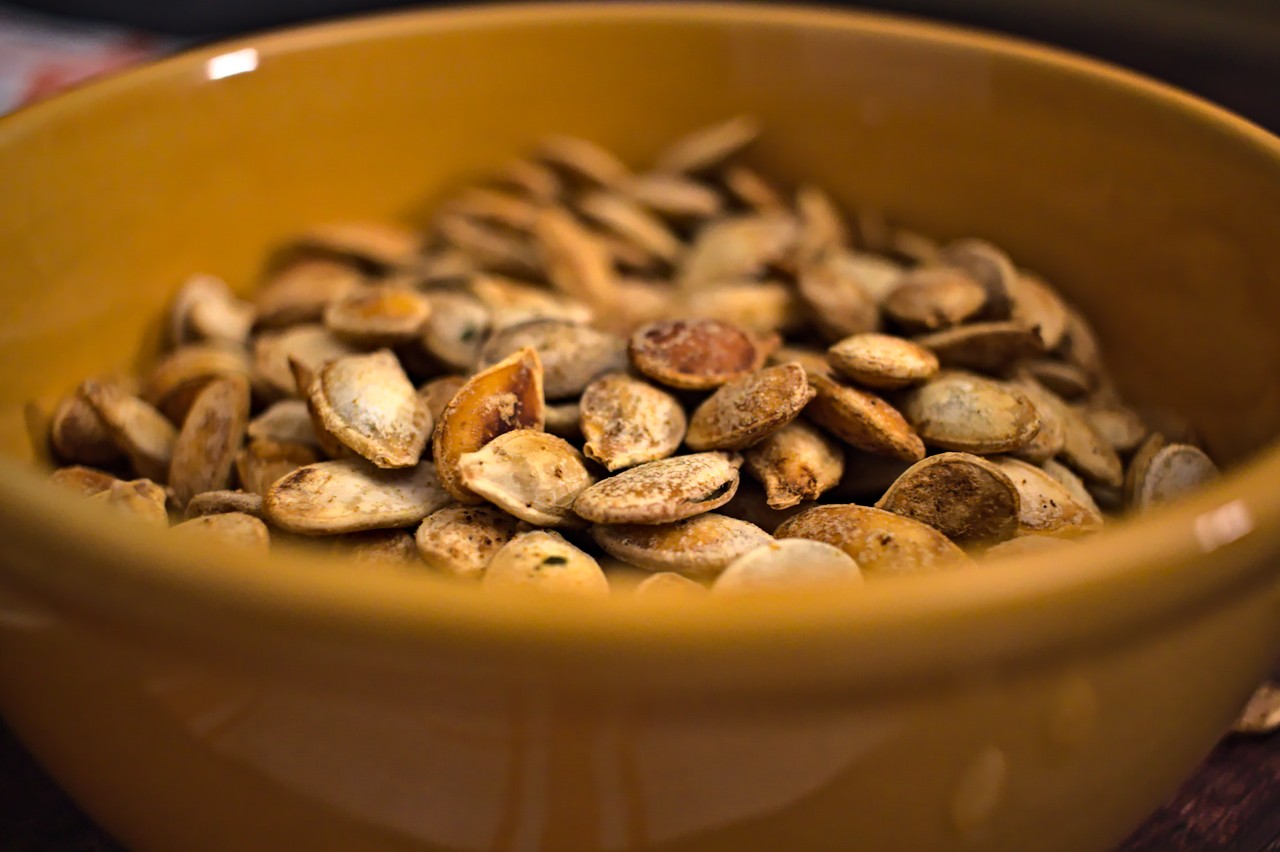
[2,704,1277,851]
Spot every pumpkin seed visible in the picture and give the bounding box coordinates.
[579,373,686,471]
[295,222,422,270]
[882,267,987,333]
[172,512,270,552]
[143,343,252,424]
[654,115,760,174]
[265,459,450,534]
[433,347,545,504]
[1130,442,1219,510]
[169,274,254,346]
[252,325,357,399]
[254,258,364,330]
[50,465,118,497]
[768,345,833,379]
[88,478,169,526]
[1019,379,1123,487]
[184,489,264,520]
[479,319,627,400]
[795,252,880,341]
[915,321,1044,373]
[992,457,1104,537]
[1007,379,1067,464]
[458,429,595,527]
[795,185,849,265]
[168,375,251,507]
[686,363,814,451]
[625,173,722,219]
[323,285,432,346]
[713,538,862,593]
[1080,402,1148,453]
[677,214,797,290]
[1232,683,1280,736]
[419,289,491,371]
[898,371,1041,454]
[679,281,803,334]
[721,165,786,213]
[247,400,320,448]
[80,380,178,482]
[327,528,420,567]
[578,190,683,264]
[1009,272,1070,350]
[446,187,543,232]
[876,452,1021,545]
[743,419,845,509]
[308,350,432,468]
[629,317,763,390]
[774,504,969,577]
[470,274,594,330]
[888,228,941,266]
[494,158,562,204]
[573,451,741,525]
[418,375,467,424]
[235,439,320,497]
[537,135,632,188]
[1059,306,1106,377]
[938,238,1016,320]
[49,390,122,465]
[634,571,708,596]
[436,213,541,277]
[482,530,609,596]
[827,333,939,390]
[1016,359,1094,400]
[415,504,527,580]
[805,373,925,462]
[533,207,620,307]
[1041,458,1104,517]
[593,513,771,579]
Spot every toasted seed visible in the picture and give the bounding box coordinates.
[1059,306,1105,377]
[743,419,845,509]
[827,333,939,390]
[494,158,563,204]
[543,401,581,440]
[1080,403,1148,453]
[678,214,796,290]
[721,165,786,213]
[254,258,364,329]
[875,452,1020,545]
[795,185,849,265]
[593,513,771,579]
[253,325,357,399]
[483,530,609,596]
[678,280,804,334]
[1008,379,1067,463]
[889,228,941,266]
[326,528,419,567]
[323,285,431,345]
[235,439,320,497]
[433,347,545,504]
[629,318,763,390]
[1017,359,1095,400]
[634,571,707,596]
[1041,458,1104,517]
[990,457,1104,537]
[458,430,595,527]
[594,278,678,335]
[412,377,463,426]
[774,504,968,577]
[88,478,169,526]
[1009,272,1070,349]
[419,289,491,371]
[796,253,880,341]
[184,489,264,520]
[769,345,833,379]
[687,363,814,451]
[713,539,862,593]
[168,375,251,507]
[625,173,722,219]
[80,380,178,482]
[806,373,925,462]
[1017,380,1123,486]
[479,319,627,400]
[883,267,987,333]
[295,222,422,269]
[536,135,631,188]
[580,373,686,471]
[898,371,1041,454]
[533,207,619,307]
[411,247,477,286]
[938,238,1016,320]
[578,191,683,264]
[415,504,526,580]
[172,512,270,552]
[984,535,1077,560]
[446,187,543,232]
[654,115,760,174]
[1130,443,1219,510]
[308,350,431,469]
[470,274,594,329]
[853,206,893,253]
[50,465,118,497]
[436,214,541,277]
[916,321,1044,373]
[1232,683,1280,736]
[169,274,254,346]
[143,343,252,424]
[248,400,319,448]
[265,459,450,534]
[573,452,741,525]
[50,391,122,465]
[828,250,907,304]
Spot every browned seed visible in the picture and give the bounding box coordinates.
[1041,459,1104,516]
[88,478,169,526]
[184,489,264,520]
[323,285,432,345]
[580,373,686,471]
[853,206,893,253]
[1059,306,1106,377]
[827,333,939,390]
[482,530,610,596]
[713,538,863,593]
[168,375,251,507]
[1009,272,1070,349]
[577,191,683,264]
[308,350,432,469]
[1016,379,1122,486]
[1079,402,1148,453]
[143,343,252,424]
[634,572,708,596]
[49,391,122,465]
[533,207,620,308]
[418,375,468,424]
[794,185,849,265]
[677,213,797,290]
[458,429,595,527]
[1017,359,1095,400]
[1008,379,1067,464]
[172,512,270,552]
[254,258,365,330]
[573,452,742,525]
[252,325,358,399]
[937,238,1017,320]
[992,457,1104,537]
[805,373,925,462]
[415,504,527,580]
[875,452,1021,545]
[686,363,814,451]
[169,274,254,346]
[247,400,319,447]
[628,318,763,390]
[80,380,178,482]
[410,247,476,286]
[796,252,880,341]
[654,115,761,174]
[1123,433,1168,507]
[1232,683,1280,736]
[1130,442,1219,511]
[679,281,804,334]
[235,439,320,497]
[50,465,118,497]
[768,345,833,379]
[479,319,628,400]
[264,459,451,534]
[419,289,491,371]
[915,321,1045,373]
[325,528,420,567]
[470,274,594,330]
[898,371,1041,454]
[774,504,969,577]
[446,187,544,232]
[593,513,772,579]
[882,267,987,333]
[984,535,1078,560]
[743,419,844,509]
[624,173,723,219]
[889,228,941,266]
[433,347,545,504]
[436,213,542,277]
[493,158,563,204]
[295,222,423,269]
[536,135,632,188]
[721,165,787,213]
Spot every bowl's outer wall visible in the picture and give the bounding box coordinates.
[1,5,1279,852]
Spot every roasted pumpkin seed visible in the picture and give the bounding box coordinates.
[50,465,118,497]
[915,321,1044,373]
[415,503,526,580]
[308,350,432,468]
[49,390,122,466]
[458,429,595,527]
[184,489,264,520]
[470,274,594,330]
[235,439,320,497]
[324,284,432,346]
[774,504,968,577]
[247,399,320,448]
[827,333,939,390]
[168,375,251,507]
[625,173,722,220]
[654,115,760,174]
[876,452,1021,545]
[686,363,814,451]
[629,318,763,390]
[479,319,627,400]
[252,325,357,399]
[1129,442,1219,511]
[677,214,796,290]
[795,252,880,341]
[482,530,609,596]
[992,457,1104,537]
[169,274,254,346]
[805,372,925,462]
[579,373,686,471]
[265,459,450,534]
[172,511,270,552]
[536,135,632,188]
[88,477,169,526]
[898,371,1041,454]
[938,238,1016,320]
[254,258,365,329]
[143,343,252,424]
[573,451,741,525]
[593,513,772,579]
[882,267,987,333]
[713,539,862,593]
[634,571,708,596]
[80,380,178,482]
[743,419,844,509]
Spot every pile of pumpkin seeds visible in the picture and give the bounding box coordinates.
[42,116,1223,596]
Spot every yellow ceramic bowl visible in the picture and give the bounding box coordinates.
[1,4,1279,851]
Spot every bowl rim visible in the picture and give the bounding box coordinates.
[3,1,1280,694]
